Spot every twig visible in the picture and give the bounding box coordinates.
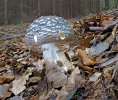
[112,61,118,79]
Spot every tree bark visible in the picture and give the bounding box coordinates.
[4,0,8,25]
[38,0,40,17]
[20,0,23,23]
[53,0,55,15]
[60,0,62,17]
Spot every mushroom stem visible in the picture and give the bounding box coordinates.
[41,43,74,72]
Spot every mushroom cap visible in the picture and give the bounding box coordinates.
[25,16,77,46]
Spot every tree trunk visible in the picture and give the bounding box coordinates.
[70,0,72,18]
[38,0,40,17]
[4,0,8,25]
[105,0,109,9]
[60,0,62,17]
[53,0,55,15]
[21,0,23,23]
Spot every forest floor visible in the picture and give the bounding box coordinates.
[0,9,118,100]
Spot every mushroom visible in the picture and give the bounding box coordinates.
[25,16,78,88]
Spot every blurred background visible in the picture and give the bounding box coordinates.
[0,0,118,25]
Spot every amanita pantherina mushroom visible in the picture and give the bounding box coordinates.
[25,16,78,88]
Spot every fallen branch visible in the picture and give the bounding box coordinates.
[103,19,118,33]
[105,9,118,15]
[89,27,104,31]
[0,34,25,40]
[0,30,26,40]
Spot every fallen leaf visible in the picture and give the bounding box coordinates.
[98,20,113,27]
[0,40,5,44]
[99,54,118,68]
[78,63,93,72]
[89,42,109,56]
[74,34,94,50]
[0,57,5,62]
[11,73,32,95]
[0,76,14,84]
[2,83,12,100]
[114,43,118,50]
[0,84,9,98]
[0,67,5,72]
[29,76,41,83]
[112,24,118,38]
[89,72,102,82]
[76,49,95,65]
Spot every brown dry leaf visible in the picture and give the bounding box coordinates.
[21,61,27,65]
[93,89,102,97]
[84,15,96,22]
[11,73,32,95]
[0,62,5,67]
[76,49,95,65]
[112,24,118,38]
[30,46,41,58]
[77,31,83,39]
[71,23,82,29]
[29,76,41,83]
[103,73,112,82]
[0,57,5,62]
[32,97,39,100]
[0,76,14,84]
[78,63,93,72]
[74,34,94,50]
[98,20,113,27]
[101,14,110,20]
[91,56,97,62]
[0,40,5,44]
[114,43,118,50]
[0,67,5,72]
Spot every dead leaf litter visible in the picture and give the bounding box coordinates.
[0,9,118,100]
